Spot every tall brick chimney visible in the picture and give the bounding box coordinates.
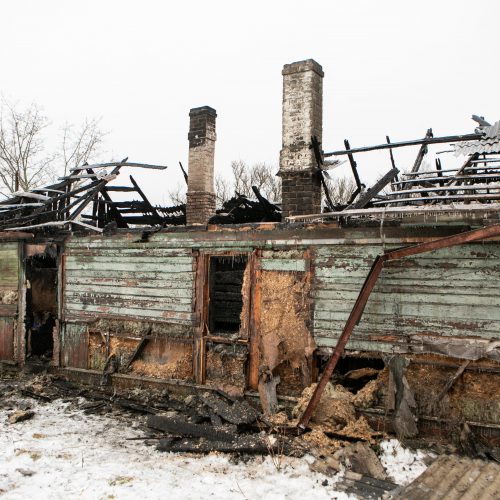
[279,59,324,218]
[186,106,217,225]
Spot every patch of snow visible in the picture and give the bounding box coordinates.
[379,439,431,486]
[0,399,355,499]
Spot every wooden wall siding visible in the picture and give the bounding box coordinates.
[0,243,19,362]
[61,323,88,368]
[313,243,500,352]
[0,317,15,361]
[63,244,195,324]
[0,242,19,288]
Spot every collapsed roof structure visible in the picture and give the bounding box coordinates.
[0,59,499,452]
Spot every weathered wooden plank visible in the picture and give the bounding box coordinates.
[64,303,193,323]
[313,291,500,308]
[65,295,192,313]
[66,248,193,258]
[65,237,258,251]
[313,243,500,259]
[65,255,193,265]
[313,320,499,340]
[314,301,498,322]
[65,284,193,299]
[261,259,306,272]
[312,278,500,299]
[64,270,194,283]
[315,266,500,280]
[315,337,397,352]
[61,323,88,369]
[0,317,15,361]
[66,290,192,306]
[315,277,500,291]
[65,259,193,273]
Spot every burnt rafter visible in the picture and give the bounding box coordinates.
[288,118,500,221]
[0,159,181,233]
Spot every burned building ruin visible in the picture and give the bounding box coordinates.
[0,59,499,446]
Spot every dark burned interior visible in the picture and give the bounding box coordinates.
[25,245,58,359]
[208,255,247,334]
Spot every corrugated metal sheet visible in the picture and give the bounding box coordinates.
[313,243,500,352]
[395,455,500,499]
[454,138,500,156]
[63,240,195,324]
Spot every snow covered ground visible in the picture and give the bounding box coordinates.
[0,397,430,499]
[0,399,353,499]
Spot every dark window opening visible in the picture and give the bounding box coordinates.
[208,255,247,335]
[25,247,58,360]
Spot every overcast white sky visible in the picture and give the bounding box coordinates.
[1,0,499,203]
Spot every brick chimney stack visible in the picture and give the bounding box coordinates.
[279,59,324,218]
[186,106,217,225]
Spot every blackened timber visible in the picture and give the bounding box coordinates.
[70,161,167,172]
[104,186,137,192]
[129,175,163,225]
[347,168,399,209]
[324,132,483,157]
[87,168,128,228]
[311,136,335,211]
[156,436,277,454]
[345,139,362,204]
[123,333,150,372]
[179,162,188,184]
[147,415,235,441]
[68,163,124,221]
[411,129,433,174]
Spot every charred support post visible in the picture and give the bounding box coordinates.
[186,106,217,225]
[279,60,324,218]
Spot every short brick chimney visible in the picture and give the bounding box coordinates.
[279,59,324,218]
[186,106,217,225]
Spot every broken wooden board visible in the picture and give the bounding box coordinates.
[146,415,236,442]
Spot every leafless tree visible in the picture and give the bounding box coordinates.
[61,118,106,176]
[0,101,55,196]
[231,160,281,202]
[166,182,187,206]
[324,175,358,205]
[215,173,232,207]
[0,99,107,198]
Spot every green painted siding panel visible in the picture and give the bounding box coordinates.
[313,243,500,350]
[261,259,306,272]
[0,243,19,288]
[64,243,195,324]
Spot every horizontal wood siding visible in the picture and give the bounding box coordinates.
[0,242,19,288]
[313,243,500,351]
[64,242,195,324]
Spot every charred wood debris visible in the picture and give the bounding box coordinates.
[308,115,500,221]
[0,160,280,234]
